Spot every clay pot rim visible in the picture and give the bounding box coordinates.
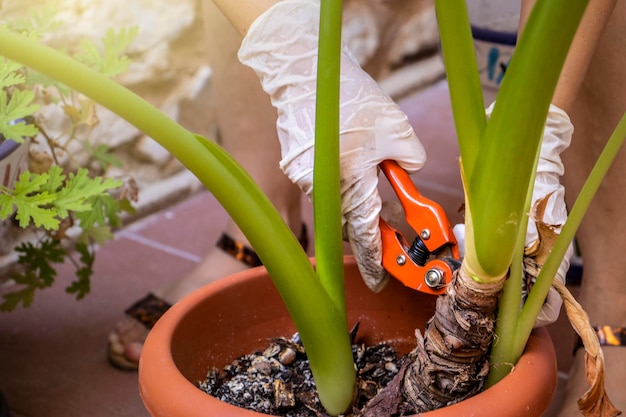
[139,255,557,417]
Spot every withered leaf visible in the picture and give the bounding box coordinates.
[577,353,622,417]
[552,281,622,417]
[525,192,561,265]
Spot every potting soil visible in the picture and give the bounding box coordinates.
[199,330,404,416]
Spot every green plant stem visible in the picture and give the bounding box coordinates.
[0,27,355,416]
[479,0,626,389]
[487,153,538,385]
[488,113,626,387]
[466,0,589,279]
[516,111,626,354]
[311,0,357,412]
[434,0,485,179]
[314,0,347,318]
[480,0,588,386]
[474,0,588,386]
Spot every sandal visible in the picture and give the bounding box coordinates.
[574,325,626,353]
[108,293,172,370]
[108,224,309,371]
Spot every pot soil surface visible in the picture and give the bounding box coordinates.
[199,328,403,417]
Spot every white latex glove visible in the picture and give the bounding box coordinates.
[454,103,573,326]
[238,0,426,292]
[522,103,574,327]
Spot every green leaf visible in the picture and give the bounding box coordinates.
[0,57,25,89]
[0,286,36,311]
[0,194,15,219]
[314,0,345,315]
[4,3,59,39]
[12,194,58,229]
[53,169,122,217]
[40,165,65,194]
[78,224,114,246]
[466,0,589,279]
[74,193,122,230]
[11,170,48,194]
[0,147,120,232]
[0,239,66,311]
[1,171,59,228]
[0,90,39,142]
[73,27,138,77]
[27,3,61,35]
[83,142,123,169]
[118,197,136,216]
[65,241,94,300]
[16,239,65,285]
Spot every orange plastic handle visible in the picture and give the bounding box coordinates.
[379,160,460,295]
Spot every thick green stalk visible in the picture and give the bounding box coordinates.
[434,0,485,179]
[312,0,356,413]
[314,0,347,318]
[487,153,538,385]
[515,113,626,357]
[0,27,355,416]
[487,2,626,386]
[466,0,589,279]
[488,113,626,386]
[438,0,594,387]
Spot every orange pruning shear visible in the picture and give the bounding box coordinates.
[379,160,461,295]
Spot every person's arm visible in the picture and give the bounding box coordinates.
[208,0,427,291]
[520,0,617,112]
[211,0,279,36]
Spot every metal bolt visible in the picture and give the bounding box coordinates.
[425,268,444,288]
[420,229,431,240]
[396,255,406,266]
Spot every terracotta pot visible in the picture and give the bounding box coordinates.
[139,256,557,417]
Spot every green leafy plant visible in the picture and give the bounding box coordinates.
[0,0,624,415]
[428,0,624,411]
[0,6,138,311]
[0,166,125,310]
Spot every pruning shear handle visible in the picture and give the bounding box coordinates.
[379,160,461,295]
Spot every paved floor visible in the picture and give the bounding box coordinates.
[0,80,595,416]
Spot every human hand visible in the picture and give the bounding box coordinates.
[457,103,573,326]
[522,103,574,327]
[238,0,426,292]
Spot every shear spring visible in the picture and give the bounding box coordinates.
[407,237,429,266]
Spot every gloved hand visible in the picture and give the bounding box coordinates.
[454,103,574,326]
[522,103,574,327]
[238,0,426,292]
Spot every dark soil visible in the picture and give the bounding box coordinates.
[198,327,405,416]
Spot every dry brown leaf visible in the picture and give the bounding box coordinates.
[28,150,53,175]
[63,97,99,129]
[552,281,621,417]
[78,97,99,128]
[525,192,561,265]
[63,104,82,124]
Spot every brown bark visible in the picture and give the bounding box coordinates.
[361,267,504,416]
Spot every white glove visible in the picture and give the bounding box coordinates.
[471,103,572,327]
[238,0,426,292]
[523,103,574,326]
[453,105,573,325]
